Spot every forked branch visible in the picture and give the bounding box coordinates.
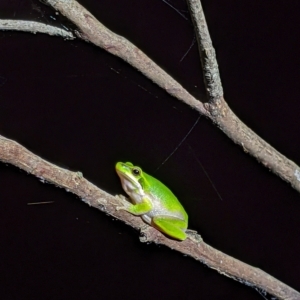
[40,0,300,193]
[0,0,299,299]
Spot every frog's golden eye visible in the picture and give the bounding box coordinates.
[132,168,140,176]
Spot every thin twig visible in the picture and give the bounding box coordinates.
[27,201,54,205]
[0,19,74,39]
[0,134,298,300]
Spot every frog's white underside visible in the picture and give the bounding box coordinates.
[119,176,184,222]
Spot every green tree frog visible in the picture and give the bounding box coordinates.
[115,162,188,240]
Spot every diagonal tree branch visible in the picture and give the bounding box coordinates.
[42,0,208,115]
[0,134,298,300]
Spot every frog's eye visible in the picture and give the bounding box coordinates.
[132,168,140,176]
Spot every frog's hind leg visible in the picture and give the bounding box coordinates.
[152,216,187,241]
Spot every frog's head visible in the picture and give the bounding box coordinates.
[115,162,146,194]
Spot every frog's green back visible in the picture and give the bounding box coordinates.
[143,172,188,220]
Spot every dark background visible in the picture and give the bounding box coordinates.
[0,0,299,299]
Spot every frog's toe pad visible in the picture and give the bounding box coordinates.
[116,206,128,211]
[115,195,130,208]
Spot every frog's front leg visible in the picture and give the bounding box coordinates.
[152,216,187,241]
[116,196,153,216]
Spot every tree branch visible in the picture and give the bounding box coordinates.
[186,0,223,104]
[0,19,74,39]
[39,0,300,194]
[1,0,299,298]
[185,0,300,192]
[0,134,298,300]
[42,0,208,115]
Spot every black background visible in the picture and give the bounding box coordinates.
[0,1,300,299]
